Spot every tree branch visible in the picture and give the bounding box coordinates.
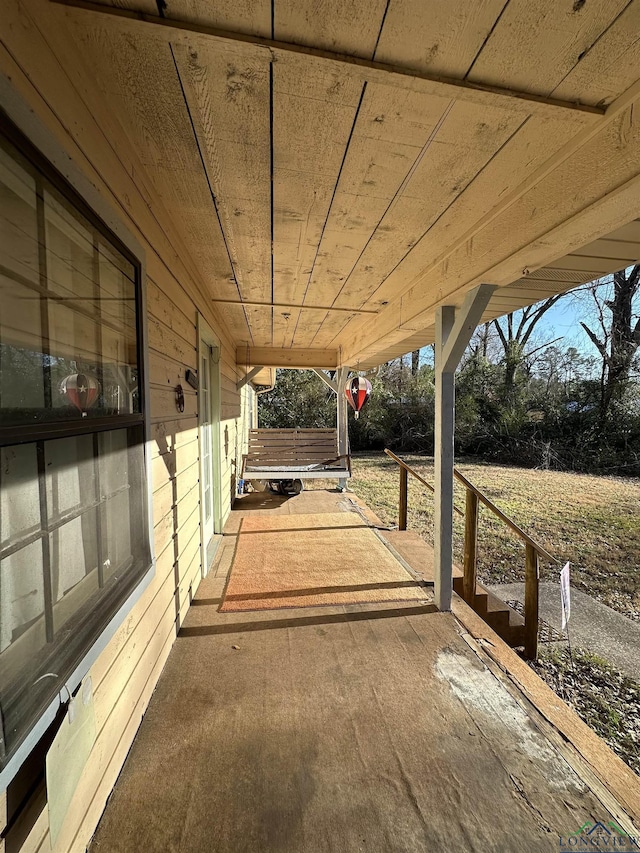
[492,318,509,351]
[581,322,610,363]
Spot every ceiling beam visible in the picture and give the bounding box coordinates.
[50,0,604,121]
[237,346,338,369]
[213,299,378,315]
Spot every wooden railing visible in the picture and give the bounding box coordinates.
[384,449,556,659]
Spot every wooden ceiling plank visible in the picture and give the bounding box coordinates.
[329,100,524,311]
[338,152,640,368]
[466,0,630,103]
[347,115,582,312]
[50,0,606,119]
[306,313,357,349]
[155,0,271,37]
[551,1,640,108]
[294,85,451,344]
[373,0,507,78]
[334,78,640,346]
[272,171,335,313]
[67,22,246,309]
[272,59,364,347]
[274,0,388,57]
[172,41,273,342]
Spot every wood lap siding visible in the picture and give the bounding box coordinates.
[0,4,253,852]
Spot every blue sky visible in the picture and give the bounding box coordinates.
[535,295,593,351]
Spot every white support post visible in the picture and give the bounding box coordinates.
[335,366,349,491]
[434,307,456,612]
[433,284,496,611]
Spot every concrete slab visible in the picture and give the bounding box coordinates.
[491,582,640,682]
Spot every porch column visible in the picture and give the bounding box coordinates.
[335,366,349,491]
[434,307,456,611]
[433,285,496,611]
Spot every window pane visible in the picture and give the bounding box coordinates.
[0,541,45,655]
[0,272,46,415]
[50,510,99,634]
[102,492,132,580]
[0,135,140,428]
[0,146,46,418]
[45,434,95,526]
[0,444,40,549]
[99,429,133,577]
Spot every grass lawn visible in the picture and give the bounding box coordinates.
[345,452,640,621]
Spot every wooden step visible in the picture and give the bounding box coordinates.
[504,623,526,647]
[453,576,525,648]
[380,536,524,648]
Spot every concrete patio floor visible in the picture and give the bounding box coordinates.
[90,490,639,852]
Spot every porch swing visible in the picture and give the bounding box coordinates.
[240,373,371,495]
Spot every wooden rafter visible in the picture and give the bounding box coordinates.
[49,0,605,120]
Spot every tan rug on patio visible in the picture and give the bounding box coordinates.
[219,513,429,612]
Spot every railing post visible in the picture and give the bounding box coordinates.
[463,489,478,604]
[399,465,408,531]
[524,543,539,660]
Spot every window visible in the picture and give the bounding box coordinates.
[0,117,151,770]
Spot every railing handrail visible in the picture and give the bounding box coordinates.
[384,449,556,562]
[384,448,554,658]
[384,449,464,516]
[452,469,557,563]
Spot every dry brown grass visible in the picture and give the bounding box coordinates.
[336,453,640,621]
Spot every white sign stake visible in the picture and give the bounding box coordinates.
[560,562,571,629]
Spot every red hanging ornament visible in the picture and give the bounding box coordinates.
[60,373,101,415]
[345,376,372,420]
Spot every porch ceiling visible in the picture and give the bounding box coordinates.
[48,0,640,368]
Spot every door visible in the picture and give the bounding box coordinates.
[198,319,222,576]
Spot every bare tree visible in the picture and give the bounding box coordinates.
[411,349,420,376]
[492,296,564,398]
[580,265,640,421]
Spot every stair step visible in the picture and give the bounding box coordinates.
[504,623,526,647]
[484,608,511,632]
[454,576,526,647]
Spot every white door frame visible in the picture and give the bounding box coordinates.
[197,316,223,577]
